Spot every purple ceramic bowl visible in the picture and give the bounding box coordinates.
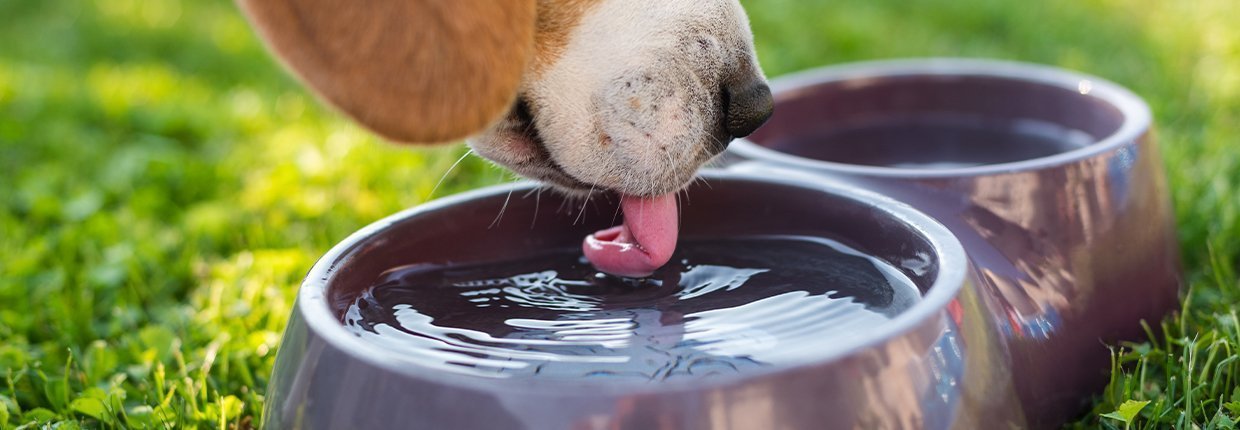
[263,171,1035,429]
[728,58,1182,428]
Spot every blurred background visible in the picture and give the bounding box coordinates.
[0,0,1236,428]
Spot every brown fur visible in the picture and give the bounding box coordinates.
[532,0,599,76]
[238,0,771,197]
[236,0,539,144]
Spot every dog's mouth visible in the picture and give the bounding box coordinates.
[519,139,681,279]
[507,101,681,278]
[582,193,679,277]
[519,130,598,195]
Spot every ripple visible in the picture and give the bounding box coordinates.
[341,236,921,381]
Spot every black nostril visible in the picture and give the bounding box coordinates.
[724,81,774,138]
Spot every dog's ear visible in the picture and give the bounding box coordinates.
[236,0,537,144]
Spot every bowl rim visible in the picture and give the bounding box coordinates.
[729,58,1152,179]
[292,170,969,395]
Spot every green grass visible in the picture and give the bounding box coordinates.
[0,0,1235,428]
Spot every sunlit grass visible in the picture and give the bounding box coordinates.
[0,0,1236,428]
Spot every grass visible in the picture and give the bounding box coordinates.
[0,0,1235,428]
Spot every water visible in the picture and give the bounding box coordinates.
[767,116,1095,169]
[342,235,921,382]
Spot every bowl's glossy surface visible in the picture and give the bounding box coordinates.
[730,59,1182,428]
[264,172,1026,429]
[264,59,1181,430]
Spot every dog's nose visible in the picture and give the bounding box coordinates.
[723,80,774,138]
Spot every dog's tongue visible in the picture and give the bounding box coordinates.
[583,193,679,277]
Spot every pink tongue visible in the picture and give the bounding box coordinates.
[582,193,679,277]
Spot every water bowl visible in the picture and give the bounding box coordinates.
[263,171,1030,429]
[729,58,1182,427]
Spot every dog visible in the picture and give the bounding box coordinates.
[236,0,773,276]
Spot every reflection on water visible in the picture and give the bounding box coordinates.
[342,236,922,381]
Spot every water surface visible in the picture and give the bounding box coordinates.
[342,236,921,381]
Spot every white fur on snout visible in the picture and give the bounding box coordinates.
[505,0,764,197]
[595,72,702,192]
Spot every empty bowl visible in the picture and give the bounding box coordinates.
[263,171,1032,429]
[728,58,1182,427]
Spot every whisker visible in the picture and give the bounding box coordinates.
[573,184,596,225]
[588,190,604,213]
[489,174,518,229]
[426,149,474,200]
[490,188,515,229]
[529,186,542,229]
[557,193,572,215]
[610,192,623,226]
[681,177,696,207]
[708,134,731,154]
[676,188,684,226]
[697,174,713,190]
